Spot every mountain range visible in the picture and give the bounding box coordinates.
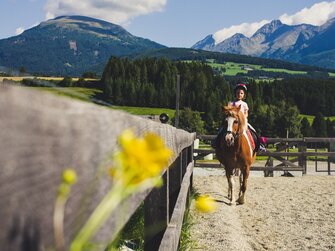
[192,19,335,69]
[1,15,335,76]
[0,16,165,75]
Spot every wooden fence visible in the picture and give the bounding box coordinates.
[195,135,335,175]
[0,85,195,251]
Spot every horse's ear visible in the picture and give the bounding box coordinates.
[222,105,229,116]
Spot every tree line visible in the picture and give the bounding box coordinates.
[134,48,335,74]
[98,57,335,137]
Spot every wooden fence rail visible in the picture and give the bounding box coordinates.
[195,135,335,175]
[0,85,195,251]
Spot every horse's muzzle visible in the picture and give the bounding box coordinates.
[225,132,235,147]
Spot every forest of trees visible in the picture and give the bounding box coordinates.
[134,47,335,73]
[100,56,335,137]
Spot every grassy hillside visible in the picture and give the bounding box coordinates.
[112,106,175,117]
[299,114,335,124]
[34,87,102,102]
[31,86,176,118]
[206,60,322,77]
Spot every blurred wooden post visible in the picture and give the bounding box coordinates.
[144,171,169,251]
[158,158,194,251]
[181,148,188,179]
[168,156,181,220]
[188,144,194,192]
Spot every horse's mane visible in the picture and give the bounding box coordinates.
[223,104,248,131]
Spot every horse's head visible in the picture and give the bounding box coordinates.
[222,104,247,147]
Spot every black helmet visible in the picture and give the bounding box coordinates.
[234,83,247,93]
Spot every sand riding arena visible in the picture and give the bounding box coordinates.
[190,163,335,251]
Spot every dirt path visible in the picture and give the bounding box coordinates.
[190,170,335,250]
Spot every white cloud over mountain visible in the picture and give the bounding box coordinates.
[44,0,167,25]
[213,20,269,45]
[15,27,25,36]
[213,1,335,44]
[279,1,335,26]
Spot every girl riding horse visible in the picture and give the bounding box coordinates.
[212,83,266,152]
[215,104,256,205]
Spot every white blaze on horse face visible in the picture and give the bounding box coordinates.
[225,116,235,146]
[226,116,235,132]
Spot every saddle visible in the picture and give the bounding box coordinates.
[211,126,260,152]
[247,128,260,152]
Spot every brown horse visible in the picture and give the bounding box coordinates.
[215,104,256,205]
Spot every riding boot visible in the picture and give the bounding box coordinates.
[258,143,267,152]
[258,136,267,152]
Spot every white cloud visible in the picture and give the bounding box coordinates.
[15,27,25,35]
[213,1,335,44]
[279,1,335,26]
[213,20,269,44]
[44,0,167,25]
[14,22,39,36]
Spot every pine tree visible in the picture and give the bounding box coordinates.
[301,117,313,137]
[312,113,327,137]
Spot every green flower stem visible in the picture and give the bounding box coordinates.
[54,195,67,251]
[70,175,162,251]
[70,182,126,251]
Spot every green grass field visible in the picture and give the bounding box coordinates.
[207,61,308,77]
[34,87,102,102]
[34,86,176,118]
[261,67,306,74]
[32,84,335,125]
[112,106,175,117]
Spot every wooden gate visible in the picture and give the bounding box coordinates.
[194,135,335,176]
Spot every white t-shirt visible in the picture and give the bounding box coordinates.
[230,100,249,117]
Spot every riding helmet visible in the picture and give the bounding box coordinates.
[234,83,248,93]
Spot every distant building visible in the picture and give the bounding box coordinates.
[241,65,254,71]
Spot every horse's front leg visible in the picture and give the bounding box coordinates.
[226,173,236,206]
[237,166,250,205]
[239,171,243,198]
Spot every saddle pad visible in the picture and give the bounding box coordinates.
[246,129,255,150]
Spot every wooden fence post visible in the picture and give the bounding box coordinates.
[181,148,188,178]
[144,171,169,251]
[188,144,194,191]
[168,156,181,220]
[298,141,307,175]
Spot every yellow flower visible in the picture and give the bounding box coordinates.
[62,168,77,185]
[109,130,173,186]
[195,195,217,213]
[70,130,172,251]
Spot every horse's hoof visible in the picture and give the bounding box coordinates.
[237,197,245,205]
[229,201,236,206]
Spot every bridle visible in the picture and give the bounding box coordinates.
[224,113,242,142]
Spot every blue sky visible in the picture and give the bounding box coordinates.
[1,0,335,47]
